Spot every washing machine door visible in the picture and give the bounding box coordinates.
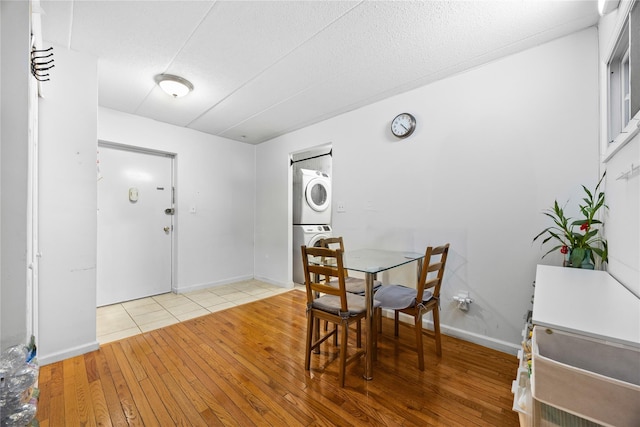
[305,177,331,212]
[308,232,331,248]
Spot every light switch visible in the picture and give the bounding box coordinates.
[128,187,139,202]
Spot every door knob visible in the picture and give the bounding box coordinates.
[163,226,170,233]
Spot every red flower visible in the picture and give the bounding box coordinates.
[560,246,568,254]
[580,222,589,231]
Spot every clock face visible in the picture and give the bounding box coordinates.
[391,113,416,138]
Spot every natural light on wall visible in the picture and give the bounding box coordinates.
[598,0,620,16]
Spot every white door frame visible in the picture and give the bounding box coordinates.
[98,140,178,298]
[26,37,40,348]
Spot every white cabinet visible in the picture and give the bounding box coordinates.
[512,265,640,426]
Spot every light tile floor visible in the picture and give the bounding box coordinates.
[97,279,300,345]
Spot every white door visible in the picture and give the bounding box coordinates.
[97,145,173,306]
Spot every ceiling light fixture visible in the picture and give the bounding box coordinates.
[155,74,194,98]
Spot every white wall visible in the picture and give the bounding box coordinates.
[38,46,99,364]
[37,82,255,364]
[98,108,256,292]
[255,28,600,352]
[598,1,640,296]
[0,0,30,350]
[604,138,639,294]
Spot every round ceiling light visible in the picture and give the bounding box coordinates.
[155,74,194,98]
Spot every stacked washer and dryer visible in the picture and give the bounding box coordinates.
[292,168,332,284]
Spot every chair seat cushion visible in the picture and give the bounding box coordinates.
[313,292,381,316]
[374,285,433,310]
[326,277,382,295]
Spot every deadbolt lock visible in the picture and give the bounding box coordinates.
[165,208,175,215]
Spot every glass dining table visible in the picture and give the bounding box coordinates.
[341,249,424,380]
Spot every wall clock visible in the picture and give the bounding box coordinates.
[390,113,416,138]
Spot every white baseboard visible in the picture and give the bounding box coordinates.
[439,323,520,355]
[173,274,255,294]
[383,310,520,356]
[252,275,292,289]
[38,341,100,366]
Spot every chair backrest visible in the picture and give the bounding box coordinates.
[318,236,349,278]
[301,245,349,311]
[319,236,345,251]
[416,244,450,300]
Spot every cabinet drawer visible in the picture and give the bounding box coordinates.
[531,326,640,427]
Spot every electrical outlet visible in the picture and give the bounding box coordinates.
[337,201,346,212]
[453,290,473,311]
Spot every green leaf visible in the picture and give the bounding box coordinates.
[533,228,552,242]
[584,229,598,240]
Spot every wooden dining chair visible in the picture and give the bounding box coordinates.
[301,245,379,386]
[318,236,382,347]
[374,244,450,371]
[318,236,382,295]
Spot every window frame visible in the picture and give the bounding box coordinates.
[603,1,639,162]
[607,18,630,143]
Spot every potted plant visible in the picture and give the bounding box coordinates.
[533,172,608,269]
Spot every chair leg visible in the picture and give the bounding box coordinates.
[324,320,339,346]
[433,307,442,357]
[305,311,314,370]
[414,312,425,371]
[313,318,321,354]
[356,320,362,348]
[376,307,382,333]
[394,310,400,337]
[339,321,349,387]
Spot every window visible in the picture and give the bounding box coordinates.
[606,2,639,145]
[607,19,630,142]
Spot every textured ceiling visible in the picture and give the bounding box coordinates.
[39,0,600,144]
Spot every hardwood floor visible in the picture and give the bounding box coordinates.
[36,289,520,426]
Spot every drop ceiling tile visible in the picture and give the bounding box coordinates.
[97,60,158,113]
[68,1,214,59]
[40,0,599,144]
[194,0,598,142]
[139,0,359,132]
[171,0,360,87]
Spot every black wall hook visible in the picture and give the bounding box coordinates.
[31,46,54,81]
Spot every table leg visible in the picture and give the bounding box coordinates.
[364,272,374,380]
